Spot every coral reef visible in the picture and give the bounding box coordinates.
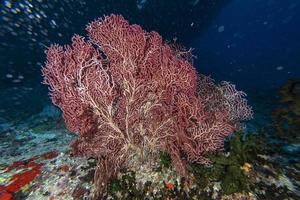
[41,14,252,198]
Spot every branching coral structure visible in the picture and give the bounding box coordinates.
[41,14,253,198]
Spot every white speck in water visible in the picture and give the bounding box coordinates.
[18,75,24,79]
[6,74,13,78]
[218,25,225,33]
[276,66,284,71]
[12,79,21,83]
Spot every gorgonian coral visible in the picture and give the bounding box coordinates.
[42,14,252,198]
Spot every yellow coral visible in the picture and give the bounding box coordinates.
[241,162,252,173]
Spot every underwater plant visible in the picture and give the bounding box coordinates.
[191,131,261,196]
[41,14,252,198]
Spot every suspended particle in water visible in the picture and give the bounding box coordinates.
[218,25,225,32]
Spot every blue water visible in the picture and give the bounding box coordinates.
[193,0,300,90]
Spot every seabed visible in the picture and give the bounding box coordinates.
[0,85,300,200]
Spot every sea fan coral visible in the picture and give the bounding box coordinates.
[42,14,252,198]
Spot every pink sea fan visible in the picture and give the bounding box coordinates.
[42,14,252,198]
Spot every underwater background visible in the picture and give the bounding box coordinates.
[0,0,300,199]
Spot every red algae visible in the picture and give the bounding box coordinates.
[5,161,26,172]
[41,151,59,160]
[0,161,43,199]
[0,192,13,200]
[5,163,43,193]
[58,164,70,173]
[0,150,59,200]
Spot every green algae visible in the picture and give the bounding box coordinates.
[191,131,263,195]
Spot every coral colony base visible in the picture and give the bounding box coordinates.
[41,14,253,198]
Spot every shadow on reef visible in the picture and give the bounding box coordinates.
[272,79,300,144]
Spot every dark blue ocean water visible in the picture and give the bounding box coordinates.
[193,0,300,90]
[1,0,299,90]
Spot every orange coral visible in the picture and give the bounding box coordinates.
[164,181,175,190]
